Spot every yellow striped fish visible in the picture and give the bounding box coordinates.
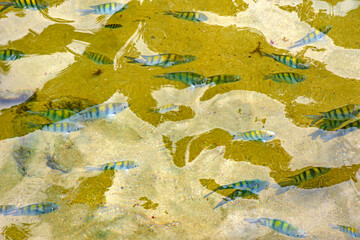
[0,205,17,215]
[306,104,360,127]
[164,11,208,22]
[85,161,139,172]
[152,104,179,114]
[275,167,331,195]
[329,224,360,238]
[103,23,122,29]
[155,72,207,86]
[26,109,76,122]
[125,54,196,68]
[263,72,307,84]
[0,49,24,61]
[213,189,256,209]
[251,42,310,69]
[206,74,241,85]
[5,202,59,216]
[289,25,332,49]
[27,121,83,133]
[231,130,276,143]
[78,2,128,16]
[245,218,306,238]
[0,0,48,12]
[310,119,360,142]
[83,51,113,65]
[69,102,129,122]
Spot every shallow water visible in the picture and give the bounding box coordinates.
[1,0,360,239]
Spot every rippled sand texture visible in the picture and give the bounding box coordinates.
[1,0,360,239]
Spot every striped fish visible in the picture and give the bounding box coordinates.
[85,161,139,172]
[69,102,129,122]
[306,104,360,128]
[251,42,310,69]
[289,25,332,49]
[275,167,331,195]
[213,189,255,209]
[310,119,360,142]
[152,104,179,114]
[263,72,307,84]
[164,11,208,22]
[103,23,122,29]
[204,179,269,198]
[78,2,128,16]
[329,224,360,238]
[231,130,276,143]
[125,54,196,68]
[26,109,76,122]
[27,121,83,133]
[244,218,306,238]
[6,202,59,216]
[0,0,48,12]
[155,72,207,86]
[0,49,24,61]
[0,205,17,215]
[206,74,241,85]
[83,51,113,65]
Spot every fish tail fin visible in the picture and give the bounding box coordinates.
[244,218,260,224]
[84,166,98,172]
[203,191,216,199]
[26,110,40,116]
[309,129,325,140]
[0,3,13,12]
[155,74,166,78]
[213,199,229,210]
[77,9,94,16]
[164,10,176,16]
[305,115,323,126]
[329,224,339,230]
[26,122,41,129]
[263,74,273,80]
[276,186,292,195]
[124,56,144,64]
[249,42,263,56]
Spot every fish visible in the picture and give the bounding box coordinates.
[103,23,122,29]
[27,121,83,133]
[310,119,360,142]
[0,49,25,61]
[329,224,360,238]
[244,218,306,238]
[289,25,332,49]
[85,161,139,172]
[45,153,71,174]
[164,11,208,23]
[274,167,331,195]
[83,51,113,65]
[6,202,59,216]
[250,42,310,69]
[306,104,360,128]
[263,72,307,84]
[0,0,49,12]
[155,72,207,87]
[125,54,196,68]
[152,104,180,114]
[68,102,129,122]
[206,74,241,85]
[12,145,32,176]
[26,109,76,122]
[204,179,270,198]
[231,130,276,143]
[77,2,128,16]
[213,189,256,209]
[0,205,17,215]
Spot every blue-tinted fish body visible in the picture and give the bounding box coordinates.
[289,25,332,49]
[164,11,208,22]
[329,224,360,238]
[6,202,59,216]
[0,0,49,12]
[0,49,25,61]
[27,121,83,133]
[152,104,179,114]
[85,161,139,172]
[206,74,241,85]
[232,130,276,143]
[78,2,128,16]
[125,54,196,68]
[83,51,113,65]
[204,179,269,198]
[0,205,17,215]
[244,218,306,238]
[69,102,129,122]
[156,72,207,87]
[213,189,255,209]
